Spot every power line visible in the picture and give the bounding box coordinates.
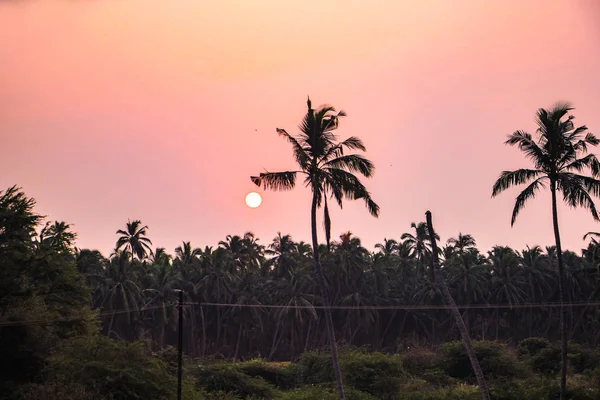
[0,303,173,327]
[184,300,600,311]
[3,300,600,327]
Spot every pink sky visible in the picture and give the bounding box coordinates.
[1,1,600,256]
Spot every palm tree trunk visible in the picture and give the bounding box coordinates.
[234,323,243,360]
[311,190,345,399]
[551,183,568,400]
[304,320,312,353]
[200,305,206,357]
[426,211,490,400]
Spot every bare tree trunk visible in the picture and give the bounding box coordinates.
[426,211,490,400]
[304,320,312,353]
[550,183,568,400]
[311,190,345,399]
[234,323,243,360]
[200,306,206,357]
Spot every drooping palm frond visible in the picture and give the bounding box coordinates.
[276,128,310,171]
[557,174,600,220]
[251,171,297,191]
[492,169,543,197]
[324,154,374,177]
[563,153,600,176]
[325,168,380,217]
[511,177,547,226]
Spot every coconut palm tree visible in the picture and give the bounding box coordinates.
[402,222,439,280]
[446,233,477,255]
[491,102,600,398]
[116,220,153,262]
[251,97,379,399]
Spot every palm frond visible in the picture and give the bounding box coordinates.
[558,174,600,220]
[251,171,298,191]
[511,177,547,226]
[563,154,600,176]
[276,128,311,171]
[504,131,549,168]
[324,154,374,177]
[583,232,600,241]
[326,168,380,217]
[492,169,543,197]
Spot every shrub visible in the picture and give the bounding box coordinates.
[43,335,179,400]
[297,348,403,398]
[237,359,298,389]
[194,362,277,399]
[440,340,521,381]
[531,346,561,375]
[280,387,376,400]
[518,337,551,358]
[341,350,403,398]
[402,347,438,375]
[568,344,600,373]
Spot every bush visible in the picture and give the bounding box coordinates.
[341,350,403,398]
[398,382,480,400]
[43,335,181,400]
[297,348,403,398]
[194,362,277,399]
[402,347,438,375]
[237,359,298,389]
[440,340,521,381]
[568,344,600,373]
[531,346,561,375]
[280,387,376,400]
[518,337,551,358]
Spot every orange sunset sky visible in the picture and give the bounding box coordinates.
[1,0,600,255]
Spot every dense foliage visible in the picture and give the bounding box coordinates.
[71,225,600,361]
[3,184,600,399]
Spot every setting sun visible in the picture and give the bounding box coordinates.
[245,192,262,208]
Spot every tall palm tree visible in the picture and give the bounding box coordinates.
[491,103,600,398]
[251,97,379,399]
[116,220,153,262]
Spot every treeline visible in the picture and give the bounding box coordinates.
[76,219,600,361]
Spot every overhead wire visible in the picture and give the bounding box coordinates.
[3,300,600,327]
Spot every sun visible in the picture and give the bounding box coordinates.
[245,192,262,208]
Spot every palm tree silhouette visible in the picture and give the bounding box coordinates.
[116,220,153,262]
[251,97,379,399]
[492,102,600,399]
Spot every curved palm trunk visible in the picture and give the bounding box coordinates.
[311,190,345,399]
[551,183,568,400]
[426,211,490,400]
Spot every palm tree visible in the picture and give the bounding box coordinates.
[401,222,439,280]
[491,103,600,398]
[116,220,153,262]
[251,97,379,399]
[446,233,477,255]
[39,221,77,252]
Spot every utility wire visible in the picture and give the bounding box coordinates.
[3,300,600,327]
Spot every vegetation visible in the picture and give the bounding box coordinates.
[251,97,379,398]
[3,102,600,399]
[492,102,600,398]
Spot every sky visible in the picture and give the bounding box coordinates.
[1,0,600,256]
